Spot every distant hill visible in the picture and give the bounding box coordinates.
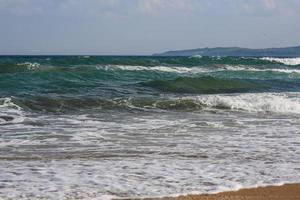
[153,46,300,57]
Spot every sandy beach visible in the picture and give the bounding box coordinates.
[124,184,300,200]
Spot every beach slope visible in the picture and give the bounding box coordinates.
[124,184,300,200]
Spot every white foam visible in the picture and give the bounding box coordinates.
[186,93,300,114]
[0,97,24,124]
[78,56,91,58]
[221,65,300,74]
[189,55,203,58]
[1,94,300,199]
[261,57,300,66]
[95,64,300,75]
[17,62,40,70]
[1,100,300,199]
[97,65,210,74]
[265,68,300,74]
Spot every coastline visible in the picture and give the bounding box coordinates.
[120,184,300,200]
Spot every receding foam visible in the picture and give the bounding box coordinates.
[0,97,24,124]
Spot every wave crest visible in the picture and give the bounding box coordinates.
[260,57,300,66]
[190,93,300,114]
[0,62,41,73]
[7,92,300,115]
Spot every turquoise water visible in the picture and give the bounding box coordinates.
[1,56,300,112]
[1,56,300,199]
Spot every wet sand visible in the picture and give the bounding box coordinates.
[169,184,300,200]
[123,184,300,200]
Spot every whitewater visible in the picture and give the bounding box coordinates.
[0,56,300,200]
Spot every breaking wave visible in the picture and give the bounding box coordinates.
[97,65,300,74]
[260,57,300,66]
[1,64,300,76]
[188,93,300,114]
[4,93,300,115]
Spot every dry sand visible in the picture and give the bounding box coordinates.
[121,184,300,200]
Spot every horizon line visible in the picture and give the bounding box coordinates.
[1,44,300,57]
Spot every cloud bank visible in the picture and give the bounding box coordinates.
[0,0,299,54]
[1,0,299,17]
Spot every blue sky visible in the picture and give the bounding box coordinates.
[0,0,299,55]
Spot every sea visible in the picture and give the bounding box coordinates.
[0,56,300,200]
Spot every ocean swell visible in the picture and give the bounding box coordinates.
[3,92,300,115]
[143,77,264,94]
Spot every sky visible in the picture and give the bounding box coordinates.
[0,0,299,55]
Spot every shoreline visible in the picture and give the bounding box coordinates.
[119,184,300,200]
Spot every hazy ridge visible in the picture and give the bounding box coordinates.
[153,46,300,57]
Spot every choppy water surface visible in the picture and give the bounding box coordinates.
[0,56,300,200]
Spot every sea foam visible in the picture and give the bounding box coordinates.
[260,57,300,66]
[98,65,210,74]
[186,93,300,114]
[0,97,24,124]
[17,62,41,70]
[97,64,300,75]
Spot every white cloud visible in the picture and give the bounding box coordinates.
[0,0,43,15]
[259,0,300,16]
[0,0,121,16]
[1,0,299,17]
[262,0,276,9]
[136,0,197,14]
